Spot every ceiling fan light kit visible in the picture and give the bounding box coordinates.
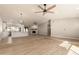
[35,4,56,15]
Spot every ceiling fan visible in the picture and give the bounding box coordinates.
[35,4,56,15]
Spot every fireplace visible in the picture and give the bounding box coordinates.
[30,29,38,35]
[30,23,38,35]
[32,31,36,33]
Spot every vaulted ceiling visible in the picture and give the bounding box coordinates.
[0,4,79,26]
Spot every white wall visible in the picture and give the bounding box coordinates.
[38,21,48,35]
[51,17,79,39]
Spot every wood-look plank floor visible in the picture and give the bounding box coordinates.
[0,36,79,55]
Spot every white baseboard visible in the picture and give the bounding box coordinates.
[51,34,79,40]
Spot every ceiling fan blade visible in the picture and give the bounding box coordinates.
[47,11,54,13]
[38,5,44,10]
[47,4,56,11]
[35,11,43,13]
